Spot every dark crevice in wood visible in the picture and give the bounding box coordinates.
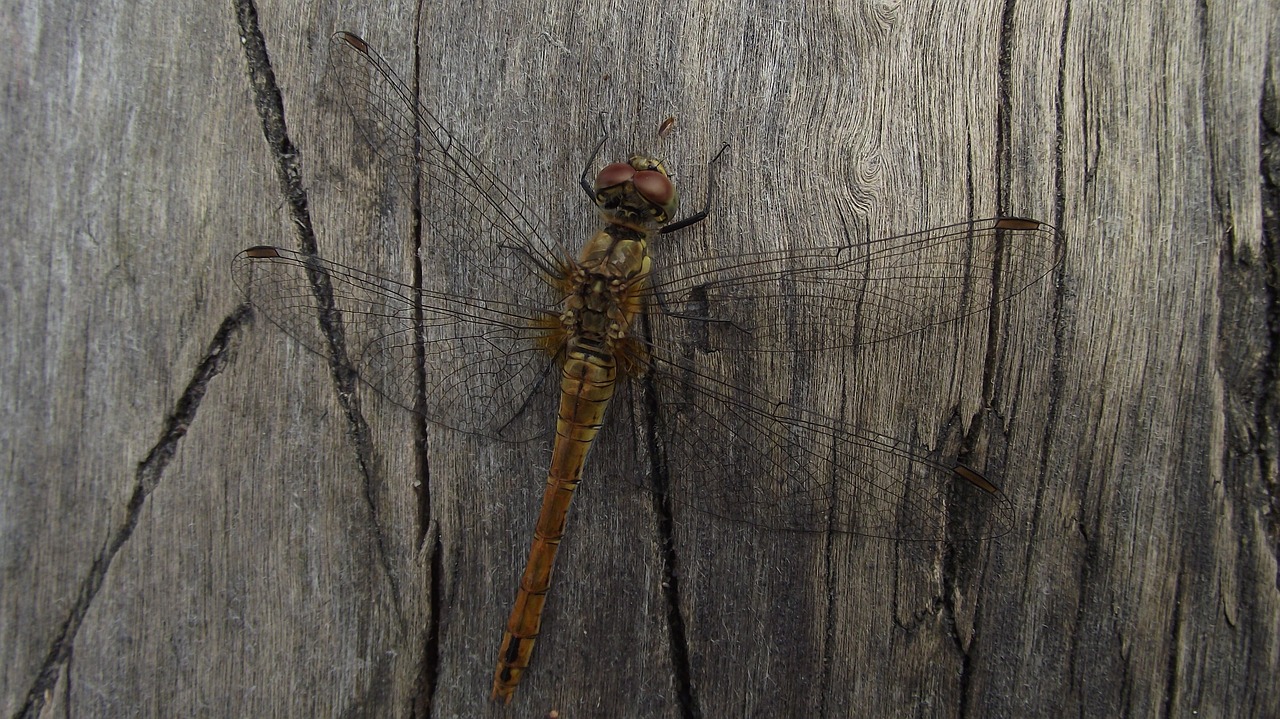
[958,645,980,716]
[232,0,406,622]
[966,123,978,235]
[973,238,1007,445]
[960,0,1018,470]
[1019,0,1075,581]
[409,3,439,714]
[410,3,433,554]
[14,304,252,719]
[982,0,1019,421]
[1054,2,1072,229]
[995,0,1015,212]
[652,507,700,719]
[413,528,443,718]
[1214,101,1278,695]
[61,643,73,713]
[1047,5,1074,453]
[957,135,983,465]
[411,411,431,547]
[638,334,703,719]
[1255,86,1280,560]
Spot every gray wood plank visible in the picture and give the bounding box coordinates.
[2,0,1276,717]
[0,2,294,716]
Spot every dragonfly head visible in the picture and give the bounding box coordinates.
[592,154,680,227]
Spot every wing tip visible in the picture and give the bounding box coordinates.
[953,464,1001,495]
[994,217,1044,231]
[332,30,368,54]
[242,246,282,259]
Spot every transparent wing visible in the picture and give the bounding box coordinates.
[630,353,1010,540]
[644,217,1058,353]
[625,218,1059,538]
[232,32,579,439]
[327,31,567,289]
[233,246,561,439]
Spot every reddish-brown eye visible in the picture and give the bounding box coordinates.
[632,170,675,206]
[594,162,635,190]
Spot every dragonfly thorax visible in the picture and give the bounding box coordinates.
[557,230,651,362]
[577,226,650,273]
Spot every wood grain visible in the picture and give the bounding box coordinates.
[2,0,1276,717]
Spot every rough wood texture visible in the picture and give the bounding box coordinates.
[3,0,1276,717]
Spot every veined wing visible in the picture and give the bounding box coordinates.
[233,246,562,439]
[628,218,1060,538]
[233,32,575,439]
[327,31,567,289]
[643,217,1059,353]
[634,351,1013,540]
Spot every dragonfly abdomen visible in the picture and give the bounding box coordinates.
[491,349,619,702]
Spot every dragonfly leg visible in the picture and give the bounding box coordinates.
[579,114,610,199]
[660,142,730,234]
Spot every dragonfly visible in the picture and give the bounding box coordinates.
[233,31,1059,704]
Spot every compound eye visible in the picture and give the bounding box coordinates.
[594,162,635,190]
[632,170,675,206]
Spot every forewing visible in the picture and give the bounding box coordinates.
[645,217,1059,353]
[327,31,567,291]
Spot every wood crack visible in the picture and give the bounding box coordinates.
[14,305,252,719]
[232,0,405,621]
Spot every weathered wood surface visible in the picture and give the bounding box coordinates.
[2,0,1276,717]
